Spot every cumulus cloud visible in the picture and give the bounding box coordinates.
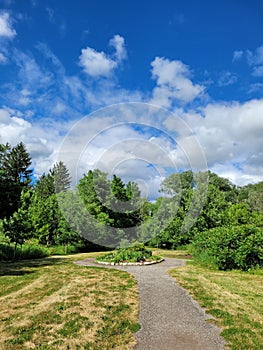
[0,108,72,178]
[1,38,263,191]
[150,57,205,107]
[79,34,126,78]
[109,34,127,61]
[180,99,263,185]
[0,12,16,39]
[0,108,31,145]
[79,47,117,77]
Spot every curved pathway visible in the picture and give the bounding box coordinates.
[75,258,227,350]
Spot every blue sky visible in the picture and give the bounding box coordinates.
[0,0,263,197]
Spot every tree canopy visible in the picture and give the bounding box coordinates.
[0,142,262,269]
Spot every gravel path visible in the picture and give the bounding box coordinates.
[75,258,227,350]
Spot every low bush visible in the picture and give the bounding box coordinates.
[96,243,162,264]
[0,243,50,261]
[191,225,263,270]
[20,244,50,259]
[48,245,80,255]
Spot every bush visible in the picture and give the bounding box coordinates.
[0,243,50,261]
[0,243,14,261]
[96,243,161,264]
[191,225,263,270]
[48,245,79,255]
[20,244,50,259]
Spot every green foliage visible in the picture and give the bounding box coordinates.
[1,138,263,271]
[47,245,80,255]
[30,172,78,247]
[51,161,71,193]
[96,243,161,264]
[0,142,33,219]
[2,190,34,258]
[0,242,50,261]
[78,169,143,243]
[191,225,263,270]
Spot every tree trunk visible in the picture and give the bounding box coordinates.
[13,242,17,260]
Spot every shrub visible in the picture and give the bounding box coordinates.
[191,225,263,270]
[96,243,161,264]
[0,243,50,261]
[20,244,50,259]
[0,243,14,261]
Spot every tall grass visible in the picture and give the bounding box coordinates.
[0,243,50,261]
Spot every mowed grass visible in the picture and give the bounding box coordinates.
[169,261,263,350]
[0,253,139,350]
[151,248,192,260]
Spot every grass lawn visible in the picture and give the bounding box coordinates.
[151,248,192,260]
[169,261,263,350]
[0,252,139,350]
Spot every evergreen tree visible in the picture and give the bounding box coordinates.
[0,142,33,219]
[29,162,72,245]
[51,161,71,193]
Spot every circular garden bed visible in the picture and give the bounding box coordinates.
[96,243,164,266]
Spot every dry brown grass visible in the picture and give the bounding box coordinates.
[169,262,263,350]
[151,248,192,260]
[0,253,139,349]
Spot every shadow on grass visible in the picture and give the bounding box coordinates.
[0,256,67,276]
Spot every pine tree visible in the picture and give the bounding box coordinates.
[0,142,33,219]
[51,161,71,193]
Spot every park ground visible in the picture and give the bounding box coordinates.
[0,250,262,350]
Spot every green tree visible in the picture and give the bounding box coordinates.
[2,190,33,259]
[29,162,72,245]
[0,142,33,219]
[239,182,263,212]
[51,161,71,193]
[207,171,238,203]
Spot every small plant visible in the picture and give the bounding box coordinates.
[96,243,162,264]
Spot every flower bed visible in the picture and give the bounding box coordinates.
[96,243,163,265]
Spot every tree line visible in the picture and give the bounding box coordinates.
[0,142,262,269]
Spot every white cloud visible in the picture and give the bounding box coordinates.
[210,163,263,187]
[0,12,16,38]
[13,49,53,89]
[109,34,127,61]
[252,65,263,77]
[0,52,7,63]
[0,108,73,177]
[150,57,205,107]
[246,45,263,66]
[79,47,117,77]
[1,40,263,191]
[0,108,31,145]
[248,83,263,94]
[180,99,263,185]
[218,71,237,87]
[235,45,263,78]
[79,34,126,78]
[232,50,243,62]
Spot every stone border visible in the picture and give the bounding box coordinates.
[96,258,164,266]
